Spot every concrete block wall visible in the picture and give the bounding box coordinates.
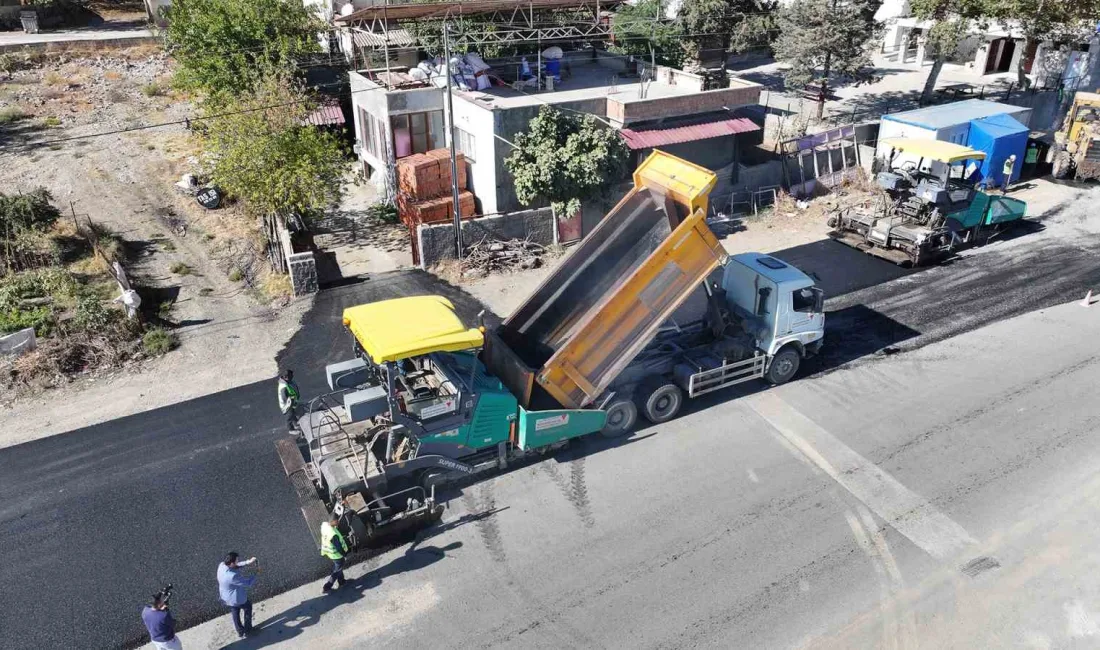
[417,208,555,268]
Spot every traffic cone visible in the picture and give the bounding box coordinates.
[1083,290,1094,307]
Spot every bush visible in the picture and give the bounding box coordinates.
[141,82,164,97]
[227,268,243,282]
[72,295,116,332]
[169,262,192,275]
[0,305,54,336]
[42,116,61,128]
[367,201,399,224]
[142,327,178,356]
[0,107,27,124]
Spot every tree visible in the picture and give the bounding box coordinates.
[505,106,630,217]
[774,0,881,119]
[165,0,323,95]
[200,68,348,219]
[912,14,970,105]
[610,0,685,68]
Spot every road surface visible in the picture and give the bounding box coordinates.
[1,201,1097,649]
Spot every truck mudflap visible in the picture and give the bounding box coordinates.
[275,437,331,550]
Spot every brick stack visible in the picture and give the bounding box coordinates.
[395,149,478,265]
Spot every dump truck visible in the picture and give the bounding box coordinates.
[1052,90,1100,182]
[829,138,1027,266]
[276,151,825,550]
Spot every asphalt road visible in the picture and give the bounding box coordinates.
[0,270,492,650]
[1,225,1098,649]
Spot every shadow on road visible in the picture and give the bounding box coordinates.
[221,541,462,649]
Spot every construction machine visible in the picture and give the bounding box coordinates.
[1052,90,1100,182]
[829,138,1027,266]
[276,151,826,551]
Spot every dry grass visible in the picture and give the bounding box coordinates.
[261,273,293,302]
[104,70,123,82]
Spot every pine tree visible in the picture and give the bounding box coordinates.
[773,0,881,119]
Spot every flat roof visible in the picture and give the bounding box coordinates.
[879,138,987,162]
[343,296,483,364]
[732,253,813,287]
[882,99,1028,130]
[454,62,696,110]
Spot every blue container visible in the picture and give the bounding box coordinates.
[545,59,561,81]
[967,113,1028,187]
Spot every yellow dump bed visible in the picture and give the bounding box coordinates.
[484,151,727,409]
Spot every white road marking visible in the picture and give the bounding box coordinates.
[748,392,977,561]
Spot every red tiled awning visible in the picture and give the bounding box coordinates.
[303,103,346,127]
[619,116,759,150]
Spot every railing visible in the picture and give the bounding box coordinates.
[687,355,767,398]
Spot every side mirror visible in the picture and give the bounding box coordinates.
[756,287,771,317]
[812,287,825,313]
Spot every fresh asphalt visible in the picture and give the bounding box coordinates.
[0,229,1097,649]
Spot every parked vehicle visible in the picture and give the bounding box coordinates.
[1052,91,1100,182]
[829,138,1027,266]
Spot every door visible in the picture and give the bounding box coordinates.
[787,287,823,338]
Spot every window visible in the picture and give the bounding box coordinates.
[455,127,476,161]
[392,110,445,158]
[358,109,385,159]
[792,287,816,313]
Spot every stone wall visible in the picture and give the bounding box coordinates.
[417,208,555,268]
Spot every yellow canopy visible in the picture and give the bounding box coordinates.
[342,295,484,364]
[880,138,987,163]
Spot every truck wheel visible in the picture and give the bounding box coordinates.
[600,399,637,438]
[636,379,683,424]
[1052,151,1072,180]
[765,347,801,385]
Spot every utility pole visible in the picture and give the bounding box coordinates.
[443,22,463,259]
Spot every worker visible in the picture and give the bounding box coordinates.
[321,513,349,593]
[141,592,181,650]
[1001,154,1017,194]
[217,552,258,639]
[278,368,300,435]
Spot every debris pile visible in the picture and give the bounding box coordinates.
[461,239,545,276]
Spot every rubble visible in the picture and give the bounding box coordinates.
[461,238,545,275]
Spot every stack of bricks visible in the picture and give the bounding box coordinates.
[396,149,476,226]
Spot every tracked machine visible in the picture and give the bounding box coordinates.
[829,138,1026,266]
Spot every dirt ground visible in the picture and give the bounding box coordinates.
[0,49,307,447]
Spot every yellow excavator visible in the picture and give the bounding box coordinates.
[1052,90,1100,181]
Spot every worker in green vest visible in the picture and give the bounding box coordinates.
[320,513,349,593]
[1001,154,1017,194]
[277,369,300,435]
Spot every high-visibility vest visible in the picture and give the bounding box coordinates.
[320,521,347,560]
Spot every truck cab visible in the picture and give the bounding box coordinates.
[722,253,825,360]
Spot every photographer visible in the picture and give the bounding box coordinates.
[141,588,181,650]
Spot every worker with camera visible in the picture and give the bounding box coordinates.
[141,586,181,650]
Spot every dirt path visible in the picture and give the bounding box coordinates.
[0,50,306,447]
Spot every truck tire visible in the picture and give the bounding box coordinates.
[1052,150,1072,180]
[765,347,801,385]
[600,399,637,438]
[636,379,683,424]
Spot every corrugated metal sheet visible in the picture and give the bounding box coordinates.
[619,116,759,150]
[351,28,415,49]
[338,0,624,23]
[304,103,345,127]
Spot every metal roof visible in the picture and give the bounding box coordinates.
[619,116,759,150]
[882,99,1029,130]
[731,253,814,287]
[303,102,345,127]
[337,0,622,23]
[350,27,416,49]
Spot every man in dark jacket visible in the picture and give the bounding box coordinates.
[142,592,181,650]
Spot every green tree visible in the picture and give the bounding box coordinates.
[505,106,630,217]
[165,0,323,95]
[200,68,348,219]
[774,0,881,119]
[610,0,684,68]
